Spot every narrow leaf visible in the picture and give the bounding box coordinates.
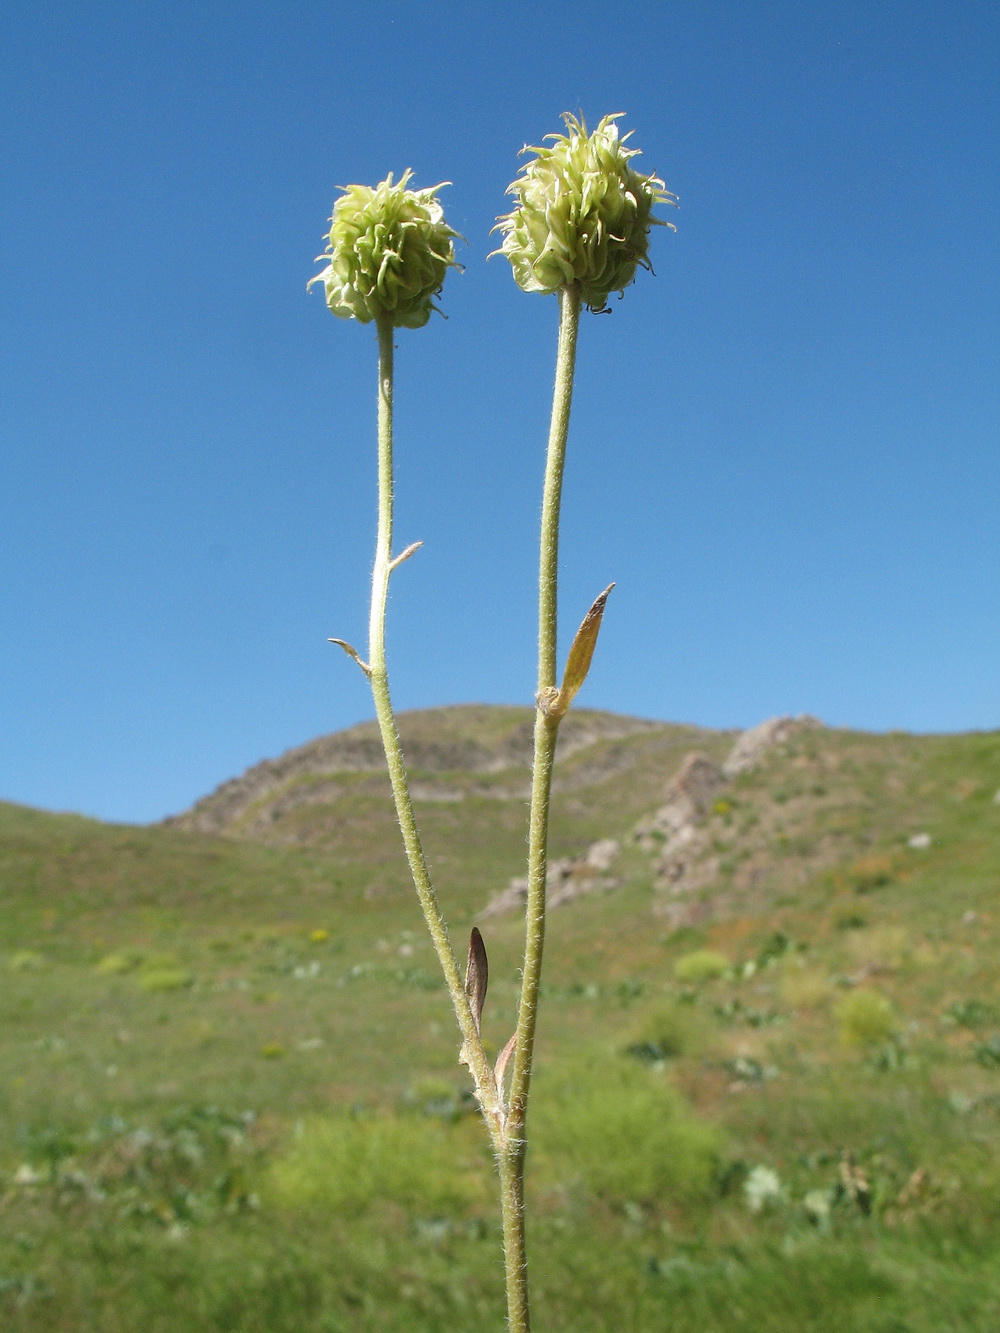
[465,927,488,1033]
[553,583,615,716]
[494,1032,517,1101]
[389,539,424,572]
[328,638,372,677]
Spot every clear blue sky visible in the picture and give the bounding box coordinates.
[1,1,997,823]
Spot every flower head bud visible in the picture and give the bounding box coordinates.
[309,171,461,329]
[494,113,676,311]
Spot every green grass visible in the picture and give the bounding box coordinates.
[1,711,999,1328]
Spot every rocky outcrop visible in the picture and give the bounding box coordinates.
[722,715,824,778]
[483,715,829,921]
[634,752,726,853]
[632,716,829,923]
[482,838,621,917]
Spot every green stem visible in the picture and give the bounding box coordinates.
[498,1145,530,1333]
[504,284,582,1333]
[367,315,500,1135]
[536,285,581,691]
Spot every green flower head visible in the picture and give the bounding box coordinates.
[310,171,461,329]
[494,113,677,311]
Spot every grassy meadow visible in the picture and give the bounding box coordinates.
[2,709,999,1330]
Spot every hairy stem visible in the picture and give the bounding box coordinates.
[498,1145,530,1333]
[367,315,500,1132]
[505,284,582,1331]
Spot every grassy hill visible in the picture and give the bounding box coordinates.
[1,706,999,1330]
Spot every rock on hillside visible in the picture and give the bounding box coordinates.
[159,707,992,937]
[484,714,825,916]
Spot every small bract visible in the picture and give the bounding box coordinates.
[310,171,461,329]
[494,113,677,311]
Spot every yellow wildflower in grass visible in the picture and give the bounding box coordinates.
[137,967,193,993]
[674,949,730,984]
[9,950,45,971]
[95,949,143,975]
[836,990,897,1048]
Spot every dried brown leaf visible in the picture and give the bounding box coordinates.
[465,927,488,1033]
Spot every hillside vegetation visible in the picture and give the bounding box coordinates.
[1,705,999,1330]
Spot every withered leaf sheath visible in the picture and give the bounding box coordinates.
[465,927,488,1034]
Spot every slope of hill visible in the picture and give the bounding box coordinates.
[165,704,730,840]
[2,705,999,1331]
